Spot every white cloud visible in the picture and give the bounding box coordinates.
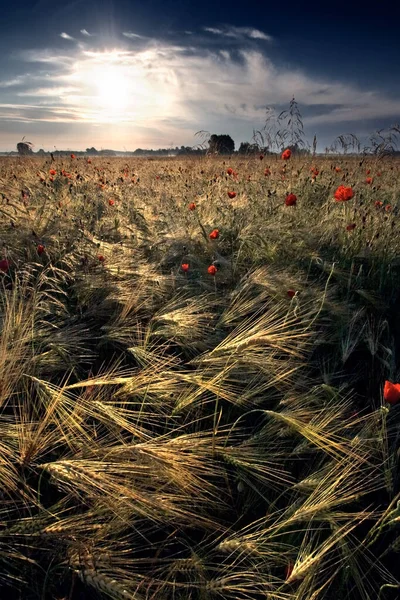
[122,31,144,39]
[204,27,223,35]
[5,36,400,150]
[0,77,25,87]
[80,29,94,37]
[204,25,272,41]
[245,28,272,41]
[60,32,75,41]
[17,86,81,97]
[18,49,75,65]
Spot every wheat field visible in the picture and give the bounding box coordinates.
[0,152,399,600]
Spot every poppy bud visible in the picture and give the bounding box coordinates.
[285,193,297,206]
[0,259,10,272]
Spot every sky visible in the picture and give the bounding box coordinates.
[0,0,399,152]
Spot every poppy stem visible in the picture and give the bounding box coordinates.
[196,214,209,243]
[230,237,235,279]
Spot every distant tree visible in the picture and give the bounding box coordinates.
[238,142,250,154]
[177,146,206,155]
[208,134,235,154]
[285,142,311,156]
[238,142,266,155]
[86,147,99,155]
[17,137,33,155]
[98,149,116,156]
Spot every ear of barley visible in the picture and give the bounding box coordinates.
[76,569,134,600]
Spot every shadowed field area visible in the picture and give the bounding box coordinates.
[0,153,399,600]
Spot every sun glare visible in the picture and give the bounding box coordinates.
[95,68,128,110]
[68,49,176,123]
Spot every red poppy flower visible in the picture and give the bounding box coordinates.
[49,177,54,183]
[259,154,264,160]
[383,380,400,405]
[227,191,236,199]
[285,193,297,206]
[281,149,291,160]
[334,185,354,201]
[87,159,92,164]
[108,199,115,206]
[366,177,373,184]
[375,201,383,208]
[287,289,296,298]
[181,263,189,272]
[98,255,105,263]
[209,229,219,239]
[346,223,356,231]
[37,244,45,256]
[70,154,76,159]
[0,259,10,273]
[188,202,196,211]
[335,167,341,173]
[366,169,371,175]
[385,204,392,212]
[264,168,271,176]
[207,265,217,275]
[227,168,234,175]
[49,169,56,176]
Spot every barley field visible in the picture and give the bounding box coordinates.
[0,152,399,600]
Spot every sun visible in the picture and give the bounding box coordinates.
[71,53,132,115]
[94,66,129,110]
[68,49,176,123]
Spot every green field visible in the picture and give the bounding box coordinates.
[0,153,399,599]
